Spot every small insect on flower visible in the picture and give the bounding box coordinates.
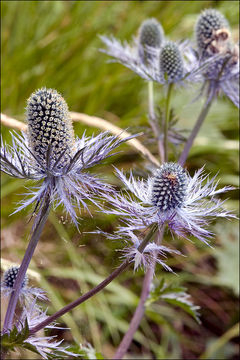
[1,266,46,303]
[194,9,239,107]
[103,162,235,245]
[0,88,135,225]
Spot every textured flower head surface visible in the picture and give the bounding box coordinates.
[1,266,47,303]
[193,9,239,107]
[16,299,77,359]
[103,163,235,245]
[100,18,216,86]
[138,18,164,64]
[1,88,135,225]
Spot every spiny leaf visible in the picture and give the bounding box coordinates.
[146,279,201,324]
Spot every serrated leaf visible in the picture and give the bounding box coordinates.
[146,279,201,324]
[66,343,104,359]
[1,319,30,352]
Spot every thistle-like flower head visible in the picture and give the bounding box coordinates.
[2,266,28,289]
[151,162,188,210]
[100,33,206,87]
[139,18,164,49]
[1,266,46,303]
[1,88,134,225]
[195,9,230,57]
[192,9,239,107]
[27,88,75,169]
[138,18,164,64]
[159,41,184,83]
[103,163,235,245]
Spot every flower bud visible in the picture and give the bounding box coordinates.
[3,266,28,289]
[27,88,75,168]
[195,9,230,55]
[151,163,188,211]
[159,42,184,82]
[139,18,164,49]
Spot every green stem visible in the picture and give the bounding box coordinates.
[164,83,174,162]
[148,82,164,163]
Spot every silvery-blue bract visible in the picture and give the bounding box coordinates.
[0,88,135,225]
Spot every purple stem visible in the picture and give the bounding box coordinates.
[113,265,155,359]
[178,94,214,166]
[29,223,159,335]
[2,196,51,333]
[113,226,164,359]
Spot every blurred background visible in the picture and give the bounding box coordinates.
[1,1,239,359]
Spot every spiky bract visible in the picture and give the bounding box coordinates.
[100,35,207,86]
[1,88,135,225]
[102,164,235,245]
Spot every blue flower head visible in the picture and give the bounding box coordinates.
[1,88,134,225]
[100,19,213,87]
[194,9,239,107]
[138,18,164,64]
[103,162,235,245]
[159,41,184,83]
[1,266,46,303]
[195,9,230,57]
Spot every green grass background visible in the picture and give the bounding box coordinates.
[1,1,239,359]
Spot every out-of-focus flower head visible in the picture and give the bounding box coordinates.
[0,88,135,225]
[138,18,164,64]
[1,266,46,303]
[103,162,235,245]
[194,9,239,106]
[100,18,214,86]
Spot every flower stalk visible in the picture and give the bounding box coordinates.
[178,93,214,166]
[164,83,174,162]
[148,81,164,163]
[2,194,51,333]
[28,223,159,336]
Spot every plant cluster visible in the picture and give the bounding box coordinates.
[1,7,239,360]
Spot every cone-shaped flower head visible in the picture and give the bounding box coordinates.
[1,266,46,302]
[195,9,230,56]
[3,266,28,290]
[1,87,135,225]
[151,163,188,211]
[138,18,164,65]
[139,18,164,49]
[27,88,75,169]
[102,163,235,245]
[159,41,184,82]
[193,9,239,107]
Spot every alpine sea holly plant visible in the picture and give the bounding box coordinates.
[1,7,238,360]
